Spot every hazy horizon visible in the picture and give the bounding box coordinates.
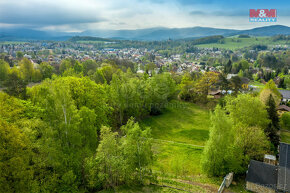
[0,0,290,33]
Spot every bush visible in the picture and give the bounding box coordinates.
[281,112,290,130]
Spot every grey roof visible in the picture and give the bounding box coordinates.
[277,143,290,192]
[279,90,290,100]
[246,160,278,190]
[277,105,290,112]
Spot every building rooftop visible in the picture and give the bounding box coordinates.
[277,105,290,112]
[279,90,290,100]
[246,160,278,190]
[277,143,290,192]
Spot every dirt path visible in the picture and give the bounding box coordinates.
[153,138,205,148]
[176,179,219,193]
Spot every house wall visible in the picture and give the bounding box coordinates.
[246,182,275,193]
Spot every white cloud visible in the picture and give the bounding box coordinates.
[0,0,289,31]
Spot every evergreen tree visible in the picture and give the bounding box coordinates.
[224,60,232,73]
[265,94,280,149]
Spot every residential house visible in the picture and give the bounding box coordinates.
[245,142,290,193]
[209,90,222,99]
[279,90,290,103]
[277,105,290,116]
[246,160,277,193]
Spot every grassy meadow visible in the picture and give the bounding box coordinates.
[195,36,289,50]
[140,101,210,176]
[139,100,247,192]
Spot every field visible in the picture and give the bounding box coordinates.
[141,100,209,176]
[195,36,289,50]
[139,100,247,192]
[0,41,27,45]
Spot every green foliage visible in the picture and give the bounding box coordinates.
[191,35,224,45]
[59,59,73,73]
[3,67,27,98]
[0,119,34,193]
[16,51,24,59]
[39,62,54,79]
[265,94,280,149]
[226,94,269,128]
[233,124,270,170]
[202,106,237,176]
[109,72,175,125]
[281,112,290,130]
[87,119,153,189]
[259,79,281,106]
[82,59,98,75]
[202,95,271,176]
[19,58,34,82]
[0,59,10,83]
[178,73,197,101]
[26,76,110,191]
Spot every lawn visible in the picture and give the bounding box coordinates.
[141,100,210,176]
[195,36,289,50]
[141,100,209,176]
[141,100,210,146]
[140,100,210,176]
[139,100,249,192]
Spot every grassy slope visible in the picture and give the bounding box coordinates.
[141,100,210,176]
[195,36,289,50]
[141,101,210,146]
[140,100,247,192]
[103,100,248,192]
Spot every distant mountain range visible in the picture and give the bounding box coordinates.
[0,25,290,41]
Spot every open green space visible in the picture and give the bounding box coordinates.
[195,36,289,50]
[139,100,250,192]
[0,41,27,45]
[141,100,210,146]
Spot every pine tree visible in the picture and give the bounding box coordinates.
[265,94,280,149]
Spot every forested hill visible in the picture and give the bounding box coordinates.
[1,25,290,41]
[69,36,116,42]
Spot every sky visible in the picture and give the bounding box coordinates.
[0,0,290,32]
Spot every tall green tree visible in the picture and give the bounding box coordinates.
[39,62,54,79]
[265,94,280,149]
[226,94,269,129]
[4,67,27,98]
[0,119,34,193]
[19,58,34,82]
[0,59,10,83]
[202,105,237,176]
[120,118,153,184]
[259,79,281,106]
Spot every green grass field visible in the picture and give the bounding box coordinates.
[140,100,210,176]
[195,36,289,50]
[104,100,248,192]
[0,41,27,44]
[141,101,210,146]
[140,100,248,192]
